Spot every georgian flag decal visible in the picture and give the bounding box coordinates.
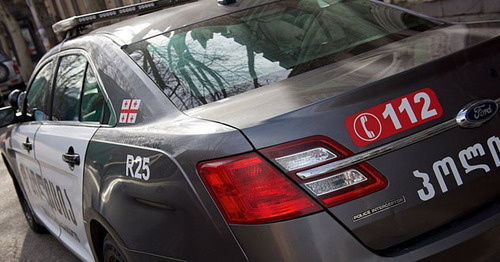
[119,99,141,124]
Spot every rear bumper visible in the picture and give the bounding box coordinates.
[229,205,499,261]
[420,224,499,262]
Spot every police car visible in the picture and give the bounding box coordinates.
[0,0,499,261]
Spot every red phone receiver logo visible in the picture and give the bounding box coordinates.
[345,88,442,147]
[353,113,382,142]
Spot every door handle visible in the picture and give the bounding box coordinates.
[62,146,80,170]
[62,153,80,165]
[22,137,32,152]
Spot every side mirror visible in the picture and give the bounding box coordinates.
[0,106,16,127]
[8,89,24,110]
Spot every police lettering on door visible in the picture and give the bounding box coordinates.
[18,163,77,226]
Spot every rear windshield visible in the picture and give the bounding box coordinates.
[124,0,438,111]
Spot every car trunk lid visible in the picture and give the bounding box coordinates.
[187,23,500,250]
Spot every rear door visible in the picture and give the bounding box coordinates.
[34,53,108,261]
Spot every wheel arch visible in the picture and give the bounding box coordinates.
[84,208,132,262]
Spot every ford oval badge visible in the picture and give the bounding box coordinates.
[456,100,498,128]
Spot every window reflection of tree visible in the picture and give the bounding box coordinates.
[133,49,191,110]
[126,0,436,111]
[130,25,269,111]
[126,2,347,111]
[150,32,231,109]
[53,55,87,121]
[27,61,53,120]
[81,68,107,122]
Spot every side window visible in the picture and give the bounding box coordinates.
[81,67,113,124]
[26,61,53,121]
[52,55,87,121]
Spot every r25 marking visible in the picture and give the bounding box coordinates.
[413,136,500,201]
[126,154,150,181]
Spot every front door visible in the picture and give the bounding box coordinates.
[11,60,61,236]
[11,123,62,235]
[35,124,97,261]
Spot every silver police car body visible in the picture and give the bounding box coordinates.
[0,0,499,261]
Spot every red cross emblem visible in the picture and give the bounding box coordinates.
[119,99,141,124]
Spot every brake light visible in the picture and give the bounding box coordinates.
[260,136,387,208]
[198,153,322,224]
[13,64,20,74]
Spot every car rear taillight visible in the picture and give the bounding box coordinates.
[198,152,322,224]
[260,136,387,208]
[13,64,20,74]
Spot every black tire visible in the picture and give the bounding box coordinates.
[0,63,8,83]
[103,233,126,262]
[18,190,47,234]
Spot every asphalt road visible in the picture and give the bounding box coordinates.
[0,161,80,261]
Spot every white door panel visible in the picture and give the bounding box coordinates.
[10,123,61,236]
[35,124,97,262]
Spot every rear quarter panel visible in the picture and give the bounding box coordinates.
[83,119,252,261]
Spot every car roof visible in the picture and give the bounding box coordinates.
[87,0,273,46]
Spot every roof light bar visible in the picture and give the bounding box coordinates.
[52,0,193,35]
